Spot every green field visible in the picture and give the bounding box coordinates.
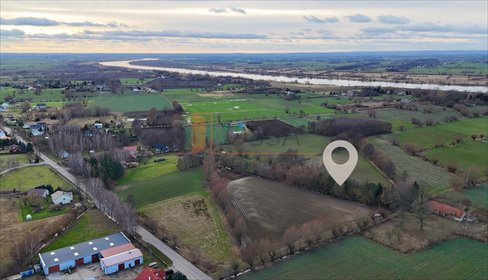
[119,77,155,85]
[425,140,488,172]
[116,168,205,207]
[372,107,463,132]
[391,117,488,149]
[41,210,119,252]
[0,165,72,191]
[224,133,390,186]
[372,138,455,193]
[226,133,330,156]
[163,91,335,122]
[117,155,178,185]
[242,237,488,280]
[89,93,172,112]
[443,183,488,210]
[408,62,488,75]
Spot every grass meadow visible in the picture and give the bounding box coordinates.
[372,138,454,193]
[390,117,488,149]
[116,167,205,208]
[425,140,488,172]
[0,165,72,191]
[241,237,488,280]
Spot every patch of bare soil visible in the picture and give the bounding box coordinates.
[0,196,71,277]
[227,176,372,240]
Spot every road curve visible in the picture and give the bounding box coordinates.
[1,126,212,280]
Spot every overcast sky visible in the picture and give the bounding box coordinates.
[1,1,487,53]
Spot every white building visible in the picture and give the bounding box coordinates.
[51,191,73,205]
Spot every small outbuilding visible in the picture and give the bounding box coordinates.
[100,243,143,275]
[429,201,466,222]
[51,191,73,205]
[27,188,50,198]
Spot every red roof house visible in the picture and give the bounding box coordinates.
[429,201,466,221]
[136,267,166,280]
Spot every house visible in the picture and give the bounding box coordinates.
[0,105,5,112]
[154,143,169,153]
[23,122,37,129]
[429,201,466,222]
[27,188,50,198]
[36,103,47,110]
[39,232,132,275]
[136,267,166,280]
[123,146,138,157]
[0,130,9,140]
[94,122,103,129]
[99,243,143,275]
[51,191,73,205]
[31,128,44,136]
[58,150,70,159]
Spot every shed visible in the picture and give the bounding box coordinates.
[27,188,50,198]
[100,248,143,275]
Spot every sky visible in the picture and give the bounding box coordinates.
[0,1,487,53]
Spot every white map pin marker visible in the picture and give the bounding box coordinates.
[322,140,358,186]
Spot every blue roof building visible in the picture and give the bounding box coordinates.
[38,232,131,275]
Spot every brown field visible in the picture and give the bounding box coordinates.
[0,196,71,277]
[363,213,488,253]
[227,176,372,239]
[139,193,234,272]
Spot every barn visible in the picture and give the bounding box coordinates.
[100,243,143,274]
[38,232,132,275]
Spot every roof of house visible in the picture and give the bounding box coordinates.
[100,243,135,258]
[136,267,166,280]
[51,191,73,200]
[39,232,131,268]
[100,248,143,267]
[27,188,49,196]
[123,146,138,152]
[429,201,465,218]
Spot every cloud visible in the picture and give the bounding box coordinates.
[303,15,338,24]
[361,22,488,36]
[0,17,127,28]
[0,29,25,37]
[1,29,268,41]
[378,15,409,25]
[209,7,246,14]
[230,7,246,14]
[0,17,58,26]
[208,8,227,14]
[346,14,372,23]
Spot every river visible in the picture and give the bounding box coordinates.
[99,59,488,93]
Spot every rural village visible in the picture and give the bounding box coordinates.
[0,51,486,280]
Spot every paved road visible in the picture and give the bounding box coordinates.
[138,226,211,280]
[1,126,212,280]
